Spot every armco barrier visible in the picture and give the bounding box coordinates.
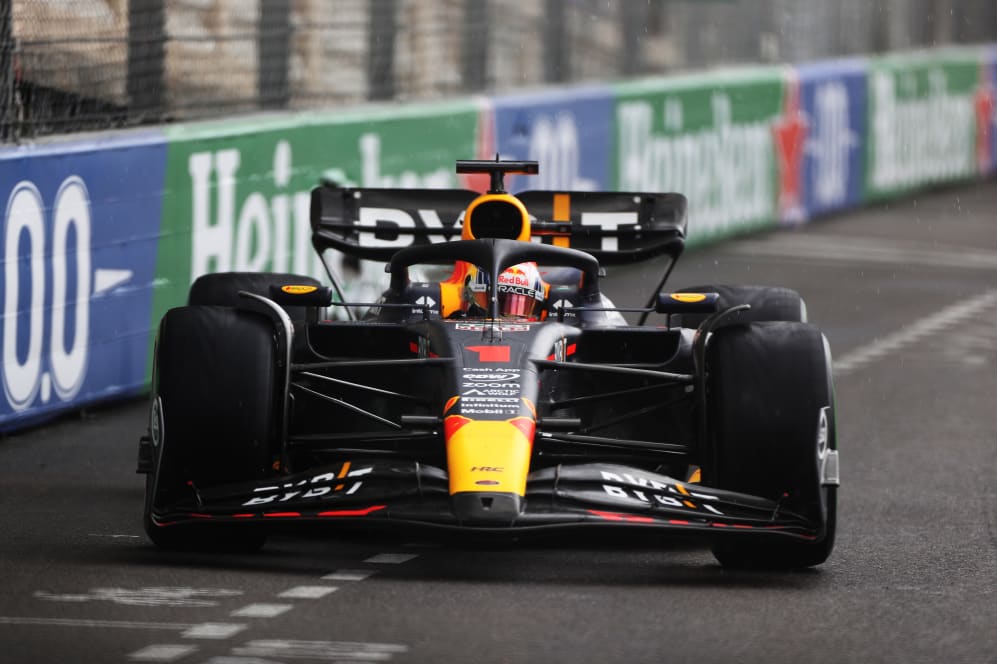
[0,134,167,429]
[1,47,995,430]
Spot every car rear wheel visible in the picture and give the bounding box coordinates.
[143,305,279,551]
[704,321,837,569]
[676,284,806,329]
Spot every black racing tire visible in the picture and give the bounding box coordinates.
[676,284,806,329]
[704,321,837,569]
[189,271,322,322]
[143,305,279,552]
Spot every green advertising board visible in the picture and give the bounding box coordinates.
[613,68,788,246]
[150,102,482,379]
[865,49,982,199]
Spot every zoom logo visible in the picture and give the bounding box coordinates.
[2,177,132,413]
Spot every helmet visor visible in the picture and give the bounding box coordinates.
[499,291,538,318]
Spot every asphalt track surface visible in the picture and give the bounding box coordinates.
[2,182,996,664]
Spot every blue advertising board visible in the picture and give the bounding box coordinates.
[492,85,614,193]
[0,134,167,428]
[796,59,868,220]
[984,48,997,176]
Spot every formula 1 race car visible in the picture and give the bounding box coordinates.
[138,159,839,569]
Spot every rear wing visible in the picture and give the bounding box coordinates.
[310,185,687,264]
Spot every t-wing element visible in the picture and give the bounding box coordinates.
[387,238,600,320]
[456,158,539,194]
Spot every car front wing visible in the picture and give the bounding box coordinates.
[147,460,822,541]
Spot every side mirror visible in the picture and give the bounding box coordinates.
[655,292,720,315]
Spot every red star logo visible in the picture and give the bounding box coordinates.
[773,76,808,224]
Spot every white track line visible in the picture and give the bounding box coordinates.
[230,603,293,618]
[180,623,247,639]
[729,234,997,271]
[277,586,338,599]
[364,553,418,564]
[321,569,376,581]
[127,644,198,662]
[231,639,408,660]
[0,616,247,641]
[0,616,217,631]
[833,289,997,375]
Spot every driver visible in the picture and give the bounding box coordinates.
[456,261,550,320]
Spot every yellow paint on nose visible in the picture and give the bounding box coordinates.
[446,419,534,495]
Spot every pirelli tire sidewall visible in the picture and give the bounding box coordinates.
[703,321,836,569]
[144,305,279,549]
[188,271,322,323]
[677,284,806,329]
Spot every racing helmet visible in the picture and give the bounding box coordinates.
[463,262,548,319]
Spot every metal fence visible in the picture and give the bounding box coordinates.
[3,0,996,142]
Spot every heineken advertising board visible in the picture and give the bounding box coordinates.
[865,50,982,199]
[613,69,785,246]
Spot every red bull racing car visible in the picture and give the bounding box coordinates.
[138,159,840,569]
